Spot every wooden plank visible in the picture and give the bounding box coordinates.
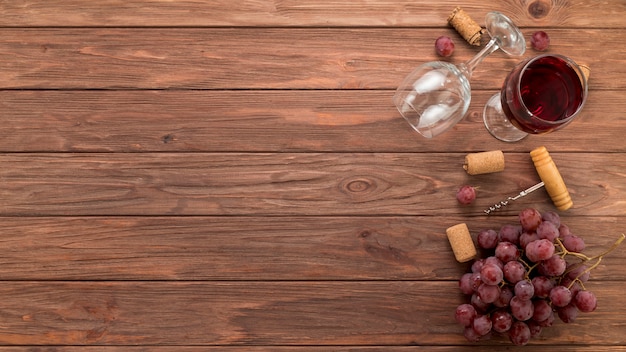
[0,0,622,28]
[0,28,623,89]
[0,348,624,352]
[0,153,624,217]
[0,90,623,153]
[0,216,624,281]
[0,281,624,346]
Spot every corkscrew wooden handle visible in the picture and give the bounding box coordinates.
[530,146,573,211]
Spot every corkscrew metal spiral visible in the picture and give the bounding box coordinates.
[484,146,573,215]
[484,182,545,214]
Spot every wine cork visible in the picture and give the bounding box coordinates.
[463,150,505,175]
[446,223,477,263]
[579,64,590,82]
[447,7,483,46]
[530,146,573,211]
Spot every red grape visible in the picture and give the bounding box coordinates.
[456,185,476,205]
[510,296,533,321]
[472,314,492,336]
[509,321,531,346]
[477,229,499,249]
[514,280,534,301]
[538,254,567,276]
[537,220,559,242]
[574,291,597,312]
[519,208,542,231]
[525,239,555,262]
[491,309,513,333]
[495,241,520,263]
[562,234,585,252]
[435,35,455,57]
[532,276,555,299]
[557,303,578,323]
[455,303,477,326]
[503,260,525,284]
[477,283,501,304]
[550,285,572,307]
[499,224,522,245]
[531,31,550,51]
[532,299,553,322]
[541,211,561,228]
[480,263,504,285]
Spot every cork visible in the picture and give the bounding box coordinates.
[447,7,483,46]
[579,64,590,82]
[530,146,573,211]
[446,223,477,263]
[463,150,505,175]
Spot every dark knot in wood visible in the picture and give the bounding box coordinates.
[528,0,551,19]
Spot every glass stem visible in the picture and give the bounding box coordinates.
[458,38,500,79]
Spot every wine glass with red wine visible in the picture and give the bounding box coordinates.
[393,12,525,138]
[483,54,588,142]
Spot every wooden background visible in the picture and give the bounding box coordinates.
[0,0,624,350]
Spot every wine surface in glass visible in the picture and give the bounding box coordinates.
[502,56,584,134]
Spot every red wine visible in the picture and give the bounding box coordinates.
[501,55,585,134]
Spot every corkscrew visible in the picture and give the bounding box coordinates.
[484,146,572,215]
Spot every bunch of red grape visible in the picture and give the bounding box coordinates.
[455,208,623,346]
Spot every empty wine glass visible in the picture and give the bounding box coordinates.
[483,54,588,142]
[393,11,525,138]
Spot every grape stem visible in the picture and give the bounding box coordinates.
[558,233,625,289]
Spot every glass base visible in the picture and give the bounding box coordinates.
[485,12,526,57]
[483,93,528,142]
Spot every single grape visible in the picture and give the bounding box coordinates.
[499,224,522,246]
[566,264,590,283]
[459,272,475,295]
[562,234,585,252]
[477,229,499,249]
[456,185,476,205]
[472,314,493,336]
[519,208,542,232]
[464,326,482,342]
[532,299,552,322]
[510,296,533,321]
[532,276,556,299]
[527,320,543,338]
[558,223,571,238]
[536,221,559,242]
[550,285,572,307]
[519,231,539,249]
[557,303,579,323]
[477,283,501,304]
[574,290,598,313]
[471,292,490,313]
[541,211,561,228]
[495,241,520,263]
[503,260,526,284]
[531,30,550,51]
[514,280,535,301]
[480,263,504,285]
[469,272,482,291]
[536,310,555,327]
[471,259,484,273]
[435,35,455,57]
[455,303,477,326]
[538,254,567,276]
[491,309,513,333]
[509,321,531,346]
[484,256,504,270]
[493,285,514,308]
[525,239,555,263]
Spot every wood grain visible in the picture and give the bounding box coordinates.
[0,153,624,216]
[0,90,623,153]
[0,281,625,346]
[0,0,624,350]
[0,28,623,90]
[0,216,624,281]
[0,0,623,28]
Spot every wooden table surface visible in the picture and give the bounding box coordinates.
[0,1,624,350]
